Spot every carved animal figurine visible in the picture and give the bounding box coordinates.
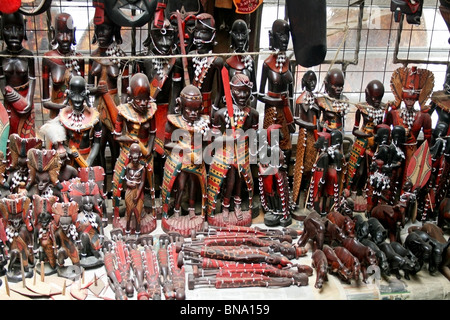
[409,230,445,276]
[367,217,388,245]
[323,218,347,246]
[327,210,355,238]
[378,241,416,280]
[370,204,406,242]
[390,241,422,276]
[353,214,370,241]
[297,211,326,251]
[404,231,433,271]
[322,244,351,283]
[361,238,391,277]
[311,249,328,289]
[342,237,377,283]
[333,246,362,283]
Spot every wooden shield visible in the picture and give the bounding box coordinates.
[406,140,432,191]
[0,101,9,155]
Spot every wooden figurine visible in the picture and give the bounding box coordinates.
[187,13,224,120]
[133,17,183,169]
[26,148,64,202]
[123,143,146,236]
[6,134,42,195]
[345,80,387,210]
[258,18,295,176]
[385,66,434,187]
[225,19,258,101]
[161,85,209,237]
[42,13,85,119]
[292,70,319,205]
[316,68,349,133]
[88,14,129,174]
[207,73,259,227]
[258,124,294,227]
[52,201,83,280]
[70,182,104,269]
[0,12,36,139]
[307,130,345,215]
[31,195,59,276]
[111,73,157,235]
[43,75,102,169]
[0,194,34,283]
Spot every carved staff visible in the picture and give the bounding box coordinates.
[103,250,128,300]
[188,273,300,290]
[168,242,186,300]
[182,245,292,267]
[197,224,301,240]
[173,10,191,86]
[129,244,149,300]
[139,239,162,300]
[186,235,307,260]
[157,235,175,300]
[187,257,311,282]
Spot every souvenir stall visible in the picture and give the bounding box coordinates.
[0,0,449,301]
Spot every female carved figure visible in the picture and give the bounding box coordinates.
[207,74,259,227]
[385,66,434,186]
[112,73,157,235]
[0,12,36,138]
[345,80,387,209]
[0,194,34,282]
[224,19,257,100]
[258,19,295,175]
[161,85,209,236]
[316,68,349,133]
[292,70,320,205]
[124,143,146,236]
[187,13,224,120]
[88,15,129,172]
[42,13,85,119]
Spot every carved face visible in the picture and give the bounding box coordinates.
[402,91,418,110]
[325,69,344,98]
[94,21,115,48]
[54,13,75,54]
[17,155,28,174]
[230,74,253,107]
[68,76,88,112]
[1,12,26,52]
[38,211,53,229]
[271,19,290,52]
[104,0,157,28]
[36,171,51,194]
[129,143,141,163]
[365,80,384,108]
[81,196,94,212]
[181,99,202,123]
[59,216,72,231]
[193,14,216,54]
[230,19,249,53]
[8,213,23,230]
[302,71,317,92]
[129,74,151,114]
[150,21,175,55]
